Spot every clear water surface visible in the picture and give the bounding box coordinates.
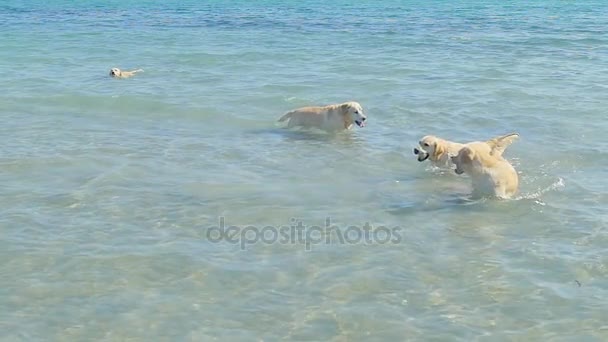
[1,0,607,340]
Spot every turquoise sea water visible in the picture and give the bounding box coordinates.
[1,0,607,340]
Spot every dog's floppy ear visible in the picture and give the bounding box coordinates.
[486,133,519,156]
[460,147,475,163]
[339,103,350,115]
[340,104,353,128]
[432,141,446,160]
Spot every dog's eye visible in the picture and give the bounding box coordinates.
[423,143,429,147]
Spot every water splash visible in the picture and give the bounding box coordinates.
[514,177,565,203]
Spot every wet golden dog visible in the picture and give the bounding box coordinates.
[277,101,367,131]
[451,141,519,199]
[109,67,143,79]
[414,133,519,168]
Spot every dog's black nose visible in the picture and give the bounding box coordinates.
[414,148,419,155]
[361,117,366,121]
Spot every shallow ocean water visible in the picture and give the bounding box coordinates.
[1,0,607,340]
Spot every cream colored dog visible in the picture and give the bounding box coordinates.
[414,133,519,168]
[109,67,143,79]
[277,101,367,131]
[451,141,519,199]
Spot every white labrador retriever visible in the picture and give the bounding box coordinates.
[451,142,519,199]
[414,133,519,168]
[109,67,144,79]
[278,101,367,132]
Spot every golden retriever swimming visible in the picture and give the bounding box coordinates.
[109,67,143,79]
[278,101,367,132]
[451,141,519,199]
[414,133,519,168]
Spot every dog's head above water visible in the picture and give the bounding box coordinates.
[109,68,121,77]
[414,135,443,162]
[341,102,367,128]
[451,147,475,174]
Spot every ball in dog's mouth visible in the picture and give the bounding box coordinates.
[414,148,429,161]
[417,153,429,162]
[355,120,365,127]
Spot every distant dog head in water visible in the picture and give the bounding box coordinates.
[341,102,367,128]
[109,68,122,77]
[414,135,445,162]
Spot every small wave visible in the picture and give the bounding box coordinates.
[514,177,565,203]
[283,96,317,105]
